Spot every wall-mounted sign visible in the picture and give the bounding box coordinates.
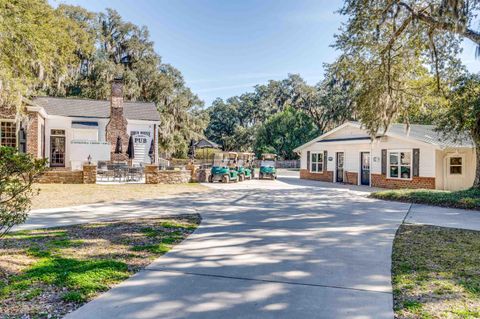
[131,131,151,137]
[328,156,333,161]
[373,156,380,162]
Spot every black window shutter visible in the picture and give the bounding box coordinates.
[19,126,27,153]
[307,151,310,172]
[323,150,328,171]
[381,149,387,175]
[413,148,420,177]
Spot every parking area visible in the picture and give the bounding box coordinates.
[58,177,409,319]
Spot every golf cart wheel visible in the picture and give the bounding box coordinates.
[222,175,230,183]
[239,174,245,182]
[208,175,213,183]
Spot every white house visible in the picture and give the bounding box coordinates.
[293,121,476,191]
[0,79,160,170]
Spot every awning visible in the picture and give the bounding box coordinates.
[72,121,99,129]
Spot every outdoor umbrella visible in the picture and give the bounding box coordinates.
[148,139,155,163]
[126,135,135,159]
[114,136,123,154]
[188,139,196,160]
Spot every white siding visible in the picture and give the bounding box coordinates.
[326,125,369,139]
[127,120,157,165]
[45,116,110,168]
[299,124,439,185]
[370,136,436,177]
[436,148,476,190]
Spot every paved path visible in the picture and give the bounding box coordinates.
[56,178,408,319]
[19,177,479,318]
[406,204,480,231]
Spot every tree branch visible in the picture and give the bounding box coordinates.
[381,15,413,55]
[398,1,480,45]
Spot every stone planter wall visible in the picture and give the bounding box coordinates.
[145,165,193,184]
[35,164,97,184]
[36,169,84,184]
[196,168,211,183]
[82,164,97,184]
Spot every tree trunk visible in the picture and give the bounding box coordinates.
[474,136,480,189]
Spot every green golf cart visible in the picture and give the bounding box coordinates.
[237,152,255,181]
[259,153,277,180]
[208,152,239,183]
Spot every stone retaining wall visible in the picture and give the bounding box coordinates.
[145,165,192,184]
[82,164,97,184]
[35,164,97,184]
[195,168,211,183]
[36,169,84,184]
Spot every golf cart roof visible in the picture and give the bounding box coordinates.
[262,153,276,159]
[223,151,238,155]
[239,152,255,158]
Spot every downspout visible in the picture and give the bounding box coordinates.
[154,123,158,164]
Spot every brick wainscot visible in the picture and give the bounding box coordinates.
[371,174,435,189]
[299,169,334,182]
[345,171,358,185]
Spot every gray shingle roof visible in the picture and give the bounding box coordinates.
[33,97,160,121]
[349,121,473,148]
[195,138,221,149]
[386,123,473,148]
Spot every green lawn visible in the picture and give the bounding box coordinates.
[0,215,200,318]
[370,188,480,210]
[392,224,480,318]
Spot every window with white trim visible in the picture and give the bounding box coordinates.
[449,157,463,175]
[0,121,17,147]
[388,151,412,179]
[311,152,323,172]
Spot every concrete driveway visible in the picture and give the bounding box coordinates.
[41,176,410,319]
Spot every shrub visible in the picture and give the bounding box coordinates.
[0,146,46,236]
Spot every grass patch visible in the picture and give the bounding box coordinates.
[371,187,480,210]
[0,215,200,318]
[131,243,170,254]
[392,224,480,318]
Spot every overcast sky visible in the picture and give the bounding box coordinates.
[52,0,480,106]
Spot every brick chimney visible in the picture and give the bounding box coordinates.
[105,78,129,161]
